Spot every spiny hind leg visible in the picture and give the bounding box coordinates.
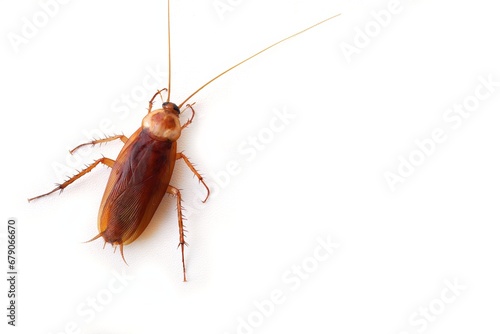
[70,135,128,154]
[167,185,188,282]
[28,157,115,202]
[176,152,210,203]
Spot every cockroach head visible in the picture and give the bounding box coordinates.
[142,102,181,141]
[162,101,180,114]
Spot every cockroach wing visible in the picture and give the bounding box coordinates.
[97,128,177,245]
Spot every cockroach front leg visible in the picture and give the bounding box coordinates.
[167,185,188,282]
[181,103,196,130]
[176,152,210,202]
[148,88,168,112]
[28,157,115,202]
[69,135,128,154]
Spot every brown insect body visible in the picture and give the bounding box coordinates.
[97,103,180,249]
[29,98,202,281]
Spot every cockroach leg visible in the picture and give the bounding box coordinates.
[180,102,196,114]
[176,152,210,203]
[28,157,115,202]
[167,185,188,282]
[148,88,168,113]
[69,135,128,154]
[181,103,196,130]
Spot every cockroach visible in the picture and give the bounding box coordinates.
[29,0,340,281]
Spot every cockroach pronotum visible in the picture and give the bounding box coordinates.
[29,0,340,281]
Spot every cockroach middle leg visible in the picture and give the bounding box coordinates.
[69,135,128,154]
[28,157,115,202]
[167,185,188,282]
[176,152,210,203]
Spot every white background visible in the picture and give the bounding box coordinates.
[1,0,500,333]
